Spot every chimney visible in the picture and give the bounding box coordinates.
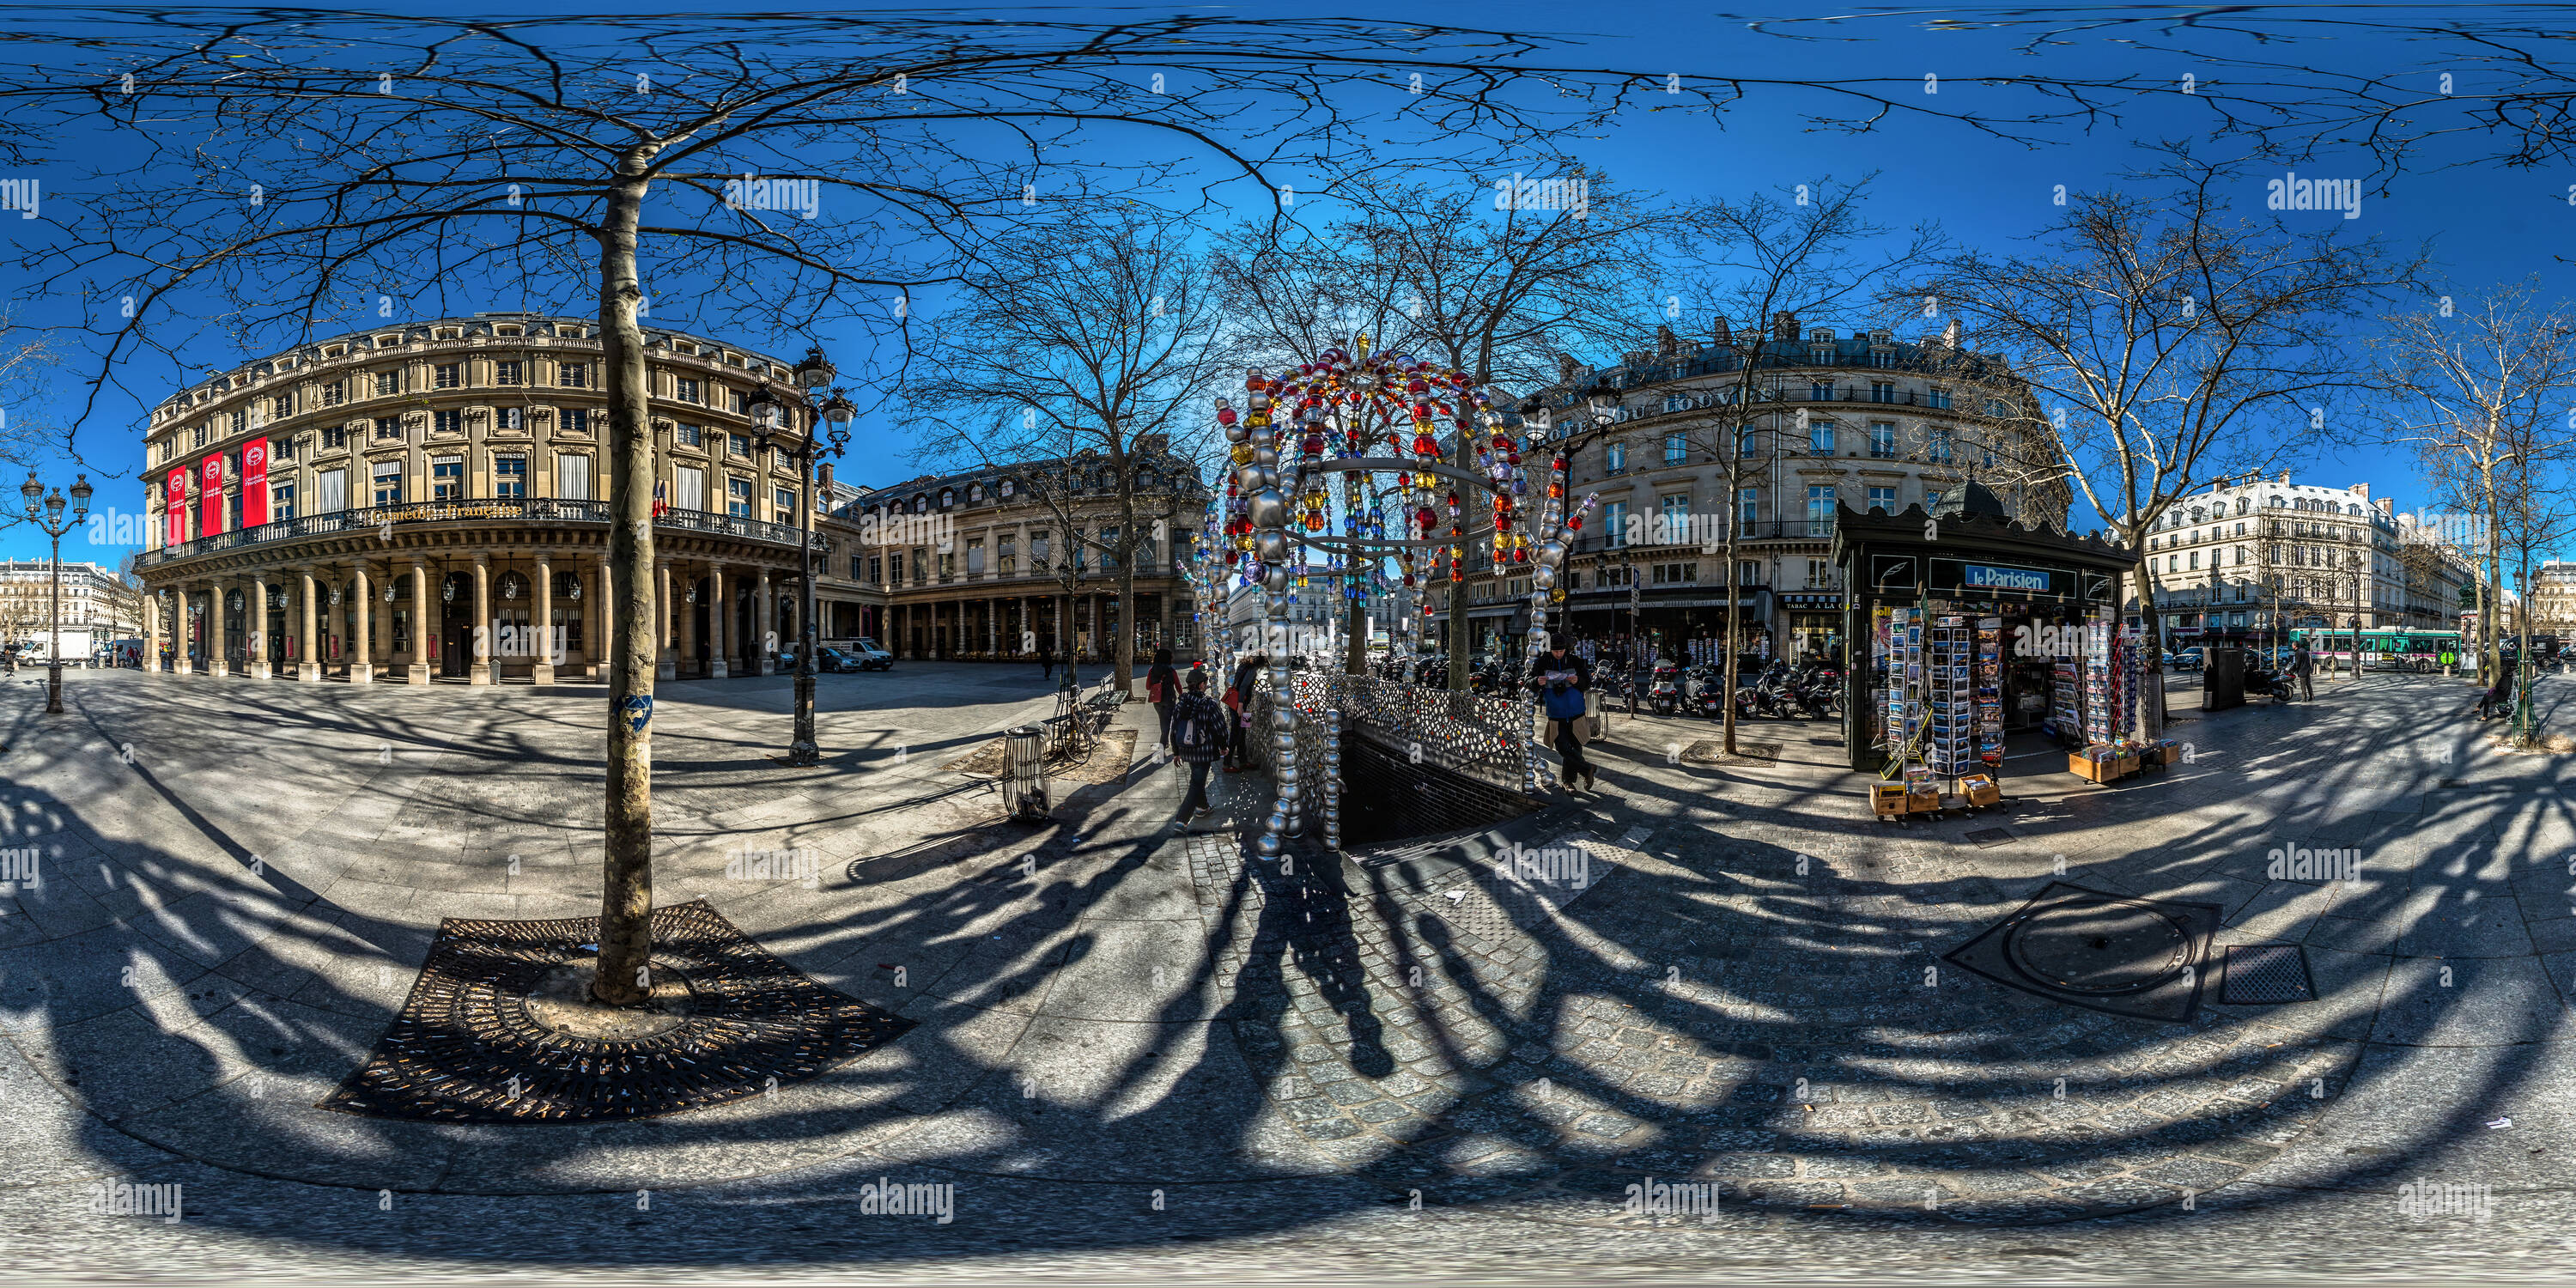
[1940,319,1961,349]
[2377,497,2394,519]
[1772,312,1798,343]
[1558,354,1580,385]
[1656,325,1678,357]
[2279,471,2292,484]
[1711,317,1733,346]
[820,462,835,500]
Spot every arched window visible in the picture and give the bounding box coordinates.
[968,483,983,503]
[939,489,955,508]
[912,495,927,513]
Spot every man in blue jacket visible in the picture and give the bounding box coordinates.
[1533,635,1597,791]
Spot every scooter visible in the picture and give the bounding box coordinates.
[1648,664,1682,716]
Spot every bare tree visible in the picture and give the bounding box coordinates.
[1923,149,2421,739]
[1649,176,1938,756]
[13,13,1730,1005]
[2373,283,2576,686]
[902,210,1230,694]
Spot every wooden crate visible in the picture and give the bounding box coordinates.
[1905,790,1943,813]
[1959,775,2003,806]
[2069,752,2128,783]
[1871,783,1910,817]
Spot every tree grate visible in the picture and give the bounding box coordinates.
[319,900,914,1123]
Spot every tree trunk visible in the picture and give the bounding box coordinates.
[1345,584,1368,675]
[1115,476,1137,699]
[593,173,657,1007]
[1721,468,1743,756]
[2134,549,2166,741]
[2484,456,2504,684]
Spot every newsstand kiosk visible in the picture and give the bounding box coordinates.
[1831,483,2160,817]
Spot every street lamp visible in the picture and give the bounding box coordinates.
[748,363,854,767]
[21,470,93,714]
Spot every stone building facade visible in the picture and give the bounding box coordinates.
[2133,476,2470,642]
[1436,319,2071,665]
[134,313,845,683]
[822,440,1207,662]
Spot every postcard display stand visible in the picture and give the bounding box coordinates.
[2063,617,2173,781]
[1875,606,2007,815]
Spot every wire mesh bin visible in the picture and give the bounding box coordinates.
[1005,725,1049,821]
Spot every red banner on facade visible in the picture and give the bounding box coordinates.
[200,456,225,537]
[166,470,187,545]
[241,439,270,528]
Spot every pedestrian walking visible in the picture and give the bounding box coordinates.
[1222,652,1264,772]
[1039,643,1054,681]
[1533,634,1597,792]
[2290,642,2315,701]
[1171,670,1228,829]
[1145,647,1179,749]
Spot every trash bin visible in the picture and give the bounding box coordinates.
[1005,725,1048,821]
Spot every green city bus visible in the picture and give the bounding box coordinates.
[2289,628,2461,672]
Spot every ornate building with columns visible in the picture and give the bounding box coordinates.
[824,440,1208,661]
[133,313,838,684]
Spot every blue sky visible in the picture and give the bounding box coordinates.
[5,2,2568,563]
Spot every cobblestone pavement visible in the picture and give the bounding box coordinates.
[3,666,2574,1281]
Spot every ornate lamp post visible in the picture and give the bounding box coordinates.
[21,470,94,714]
[748,346,851,766]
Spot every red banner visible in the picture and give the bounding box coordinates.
[165,470,187,545]
[241,439,270,528]
[200,456,225,537]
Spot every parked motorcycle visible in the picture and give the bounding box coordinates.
[1648,663,1682,716]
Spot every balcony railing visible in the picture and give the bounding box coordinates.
[137,497,822,568]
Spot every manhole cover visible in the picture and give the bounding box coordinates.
[2221,943,2317,1004]
[2008,901,2191,994]
[1962,827,2015,847]
[1941,883,2221,1024]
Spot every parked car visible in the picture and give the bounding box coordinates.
[845,638,895,671]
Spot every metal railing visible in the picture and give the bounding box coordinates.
[137,497,822,568]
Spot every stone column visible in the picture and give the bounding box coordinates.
[755,568,774,674]
[678,567,702,677]
[709,566,731,678]
[208,579,230,677]
[350,566,374,684]
[145,586,165,673]
[987,599,997,654]
[171,588,193,675]
[595,554,612,681]
[248,574,273,678]
[468,555,492,684]
[298,568,321,681]
[532,552,556,685]
[408,562,432,683]
[656,562,676,680]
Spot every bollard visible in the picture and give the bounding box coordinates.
[1005,725,1049,821]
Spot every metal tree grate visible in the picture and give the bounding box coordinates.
[1961,828,2015,847]
[2221,943,2317,1005]
[320,901,914,1123]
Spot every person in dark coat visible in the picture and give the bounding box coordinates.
[1223,652,1265,771]
[1145,647,1179,747]
[1171,670,1227,829]
[1533,635,1596,791]
[2477,660,2515,720]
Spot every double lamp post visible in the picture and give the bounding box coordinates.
[20,470,94,714]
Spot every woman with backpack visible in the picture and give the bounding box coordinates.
[1171,670,1228,829]
[1145,647,1179,748]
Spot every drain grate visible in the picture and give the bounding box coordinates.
[1961,827,2015,848]
[2221,943,2317,1005]
[1942,883,2220,1024]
